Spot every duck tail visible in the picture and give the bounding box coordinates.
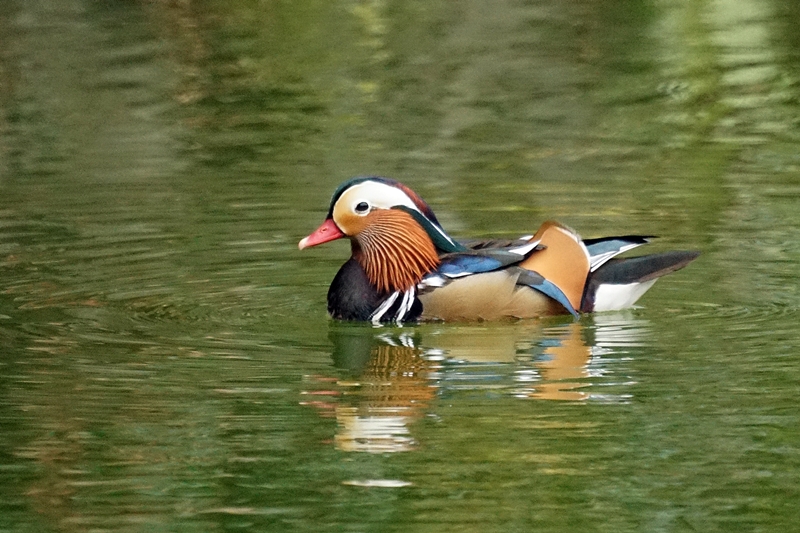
[581,250,700,312]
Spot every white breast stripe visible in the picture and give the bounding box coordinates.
[370,291,400,325]
[394,288,416,324]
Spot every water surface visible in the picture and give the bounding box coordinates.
[1,0,799,531]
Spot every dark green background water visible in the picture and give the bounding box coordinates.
[2,0,799,531]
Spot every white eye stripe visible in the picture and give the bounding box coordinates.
[341,181,420,213]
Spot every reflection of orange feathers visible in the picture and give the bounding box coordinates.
[519,221,590,311]
[334,342,437,453]
[361,344,437,407]
[533,323,592,401]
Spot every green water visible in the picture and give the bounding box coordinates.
[2,0,799,531]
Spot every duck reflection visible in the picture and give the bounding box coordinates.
[326,327,438,453]
[311,314,650,452]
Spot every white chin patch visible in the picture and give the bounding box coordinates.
[593,279,657,312]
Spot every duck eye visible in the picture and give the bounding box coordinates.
[354,201,370,214]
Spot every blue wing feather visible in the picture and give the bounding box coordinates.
[534,279,579,319]
[437,255,505,277]
[514,269,580,318]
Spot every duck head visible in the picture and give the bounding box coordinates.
[299,177,462,294]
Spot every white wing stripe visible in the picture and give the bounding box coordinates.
[590,243,645,271]
[508,239,541,256]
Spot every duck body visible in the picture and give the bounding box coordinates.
[299,177,699,324]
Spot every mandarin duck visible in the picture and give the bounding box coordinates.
[299,177,699,324]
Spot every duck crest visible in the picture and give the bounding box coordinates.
[355,209,440,294]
